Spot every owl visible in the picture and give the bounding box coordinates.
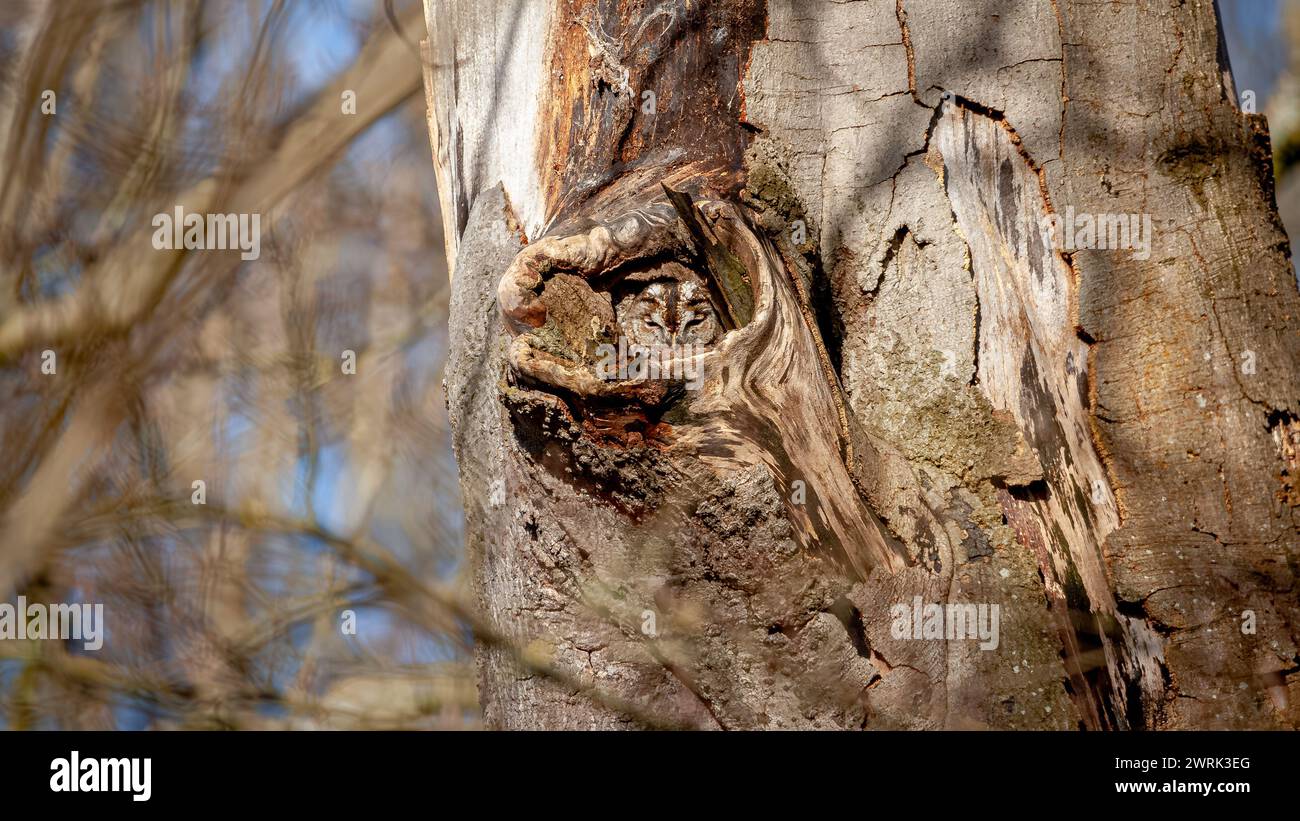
[616,276,720,349]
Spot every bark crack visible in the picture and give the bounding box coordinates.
[894,0,920,105]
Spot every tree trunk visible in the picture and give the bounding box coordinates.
[422,0,1300,730]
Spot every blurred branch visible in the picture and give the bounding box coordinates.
[0,3,427,599]
[68,495,692,729]
[0,2,426,362]
[1,639,478,728]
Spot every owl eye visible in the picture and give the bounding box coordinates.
[643,318,656,328]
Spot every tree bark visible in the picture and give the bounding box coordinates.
[423,0,1300,730]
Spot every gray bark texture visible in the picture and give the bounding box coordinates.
[424,0,1300,730]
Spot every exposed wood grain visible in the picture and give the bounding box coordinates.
[936,100,1155,728]
[426,0,1300,729]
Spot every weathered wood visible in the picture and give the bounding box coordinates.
[451,183,898,727]
[1056,1,1300,729]
[936,100,1154,729]
[425,0,1300,730]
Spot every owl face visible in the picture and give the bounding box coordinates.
[616,279,719,349]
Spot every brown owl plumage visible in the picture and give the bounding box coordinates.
[615,268,720,349]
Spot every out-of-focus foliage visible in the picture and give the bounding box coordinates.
[0,0,473,729]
